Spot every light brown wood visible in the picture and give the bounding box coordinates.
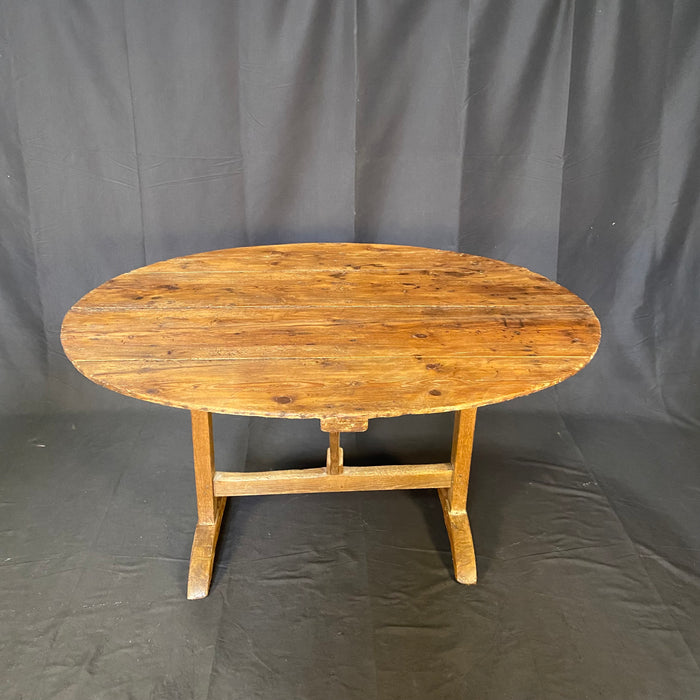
[64,355,594,420]
[213,463,453,496]
[68,269,588,309]
[61,306,597,359]
[60,243,601,598]
[188,410,226,599]
[140,244,526,273]
[190,411,219,523]
[326,432,343,475]
[441,408,478,584]
[61,243,601,423]
[448,408,477,510]
[438,488,477,584]
[320,417,369,433]
[187,496,226,600]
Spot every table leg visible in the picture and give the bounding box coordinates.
[187,410,227,599]
[438,408,478,584]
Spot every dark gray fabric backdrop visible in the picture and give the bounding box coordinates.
[2,2,700,698]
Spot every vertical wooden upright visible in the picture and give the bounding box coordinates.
[438,408,478,584]
[326,432,343,475]
[187,410,226,599]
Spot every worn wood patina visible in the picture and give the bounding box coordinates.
[61,243,600,598]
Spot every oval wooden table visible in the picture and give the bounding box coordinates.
[61,243,601,599]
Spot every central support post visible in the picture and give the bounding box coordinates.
[326,431,343,474]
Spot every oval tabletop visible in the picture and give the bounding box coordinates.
[61,243,600,428]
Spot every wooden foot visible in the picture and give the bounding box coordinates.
[438,487,477,584]
[440,408,478,584]
[187,496,226,599]
[188,411,227,599]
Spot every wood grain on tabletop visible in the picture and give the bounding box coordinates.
[60,243,601,423]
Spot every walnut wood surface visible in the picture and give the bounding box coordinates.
[61,243,600,422]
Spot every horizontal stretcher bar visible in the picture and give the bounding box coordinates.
[213,463,453,497]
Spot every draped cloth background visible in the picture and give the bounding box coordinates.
[2,2,700,698]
